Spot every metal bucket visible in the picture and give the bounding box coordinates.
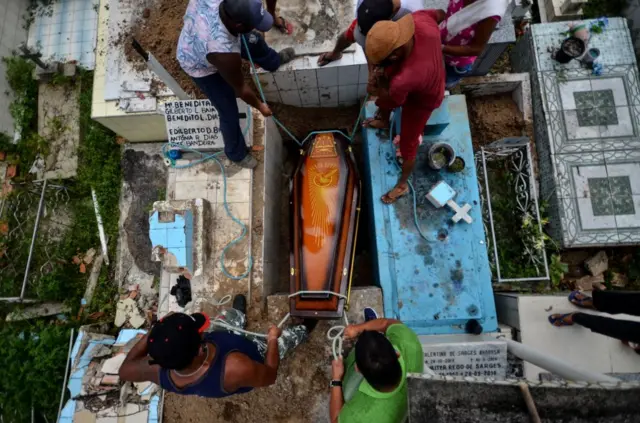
[554,37,586,64]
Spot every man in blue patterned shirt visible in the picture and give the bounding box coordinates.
[177,0,295,169]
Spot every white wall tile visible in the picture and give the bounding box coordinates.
[280,89,302,107]
[358,64,369,85]
[300,88,320,107]
[353,45,367,65]
[273,70,297,91]
[295,69,318,89]
[339,85,359,105]
[358,84,368,98]
[320,86,338,107]
[317,67,339,88]
[264,91,281,103]
[338,65,360,86]
[257,72,278,93]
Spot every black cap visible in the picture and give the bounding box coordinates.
[147,313,210,370]
[357,0,395,36]
[222,0,274,32]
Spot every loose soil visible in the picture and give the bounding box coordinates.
[467,93,528,151]
[271,103,361,141]
[118,0,201,97]
[121,149,167,277]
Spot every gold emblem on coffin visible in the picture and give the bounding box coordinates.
[303,133,340,250]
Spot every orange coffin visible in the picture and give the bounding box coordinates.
[290,132,360,319]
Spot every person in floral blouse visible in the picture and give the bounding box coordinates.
[436,0,509,88]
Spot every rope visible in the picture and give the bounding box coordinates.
[288,290,350,359]
[327,312,350,360]
[162,143,253,281]
[288,290,348,300]
[210,312,291,338]
[240,34,369,147]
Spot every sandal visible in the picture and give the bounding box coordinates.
[381,185,409,205]
[568,291,593,308]
[548,313,575,327]
[274,16,294,35]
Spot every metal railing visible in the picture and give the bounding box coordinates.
[0,180,71,302]
[475,137,550,283]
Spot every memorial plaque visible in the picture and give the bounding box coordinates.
[163,99,252,150]
[422,341,507,379]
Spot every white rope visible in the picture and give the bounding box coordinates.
[210,295,232,306]
[327,312,350,360]
[288,290,348,300]
[210,312,291,339]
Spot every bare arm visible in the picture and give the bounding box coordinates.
[207,52,264,111]
[223,327,281,390]
[332,32,354,55]
[119,334,161,384]
[442,18,498,57]
[329,357,345,423]
[344,318,402,339]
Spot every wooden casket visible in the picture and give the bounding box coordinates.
[289,132,360,319]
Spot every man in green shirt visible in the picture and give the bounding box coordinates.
[330,314,424,423]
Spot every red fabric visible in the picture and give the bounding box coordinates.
[344,19,358,43]
[376,10,445,161]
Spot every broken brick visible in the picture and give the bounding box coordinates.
[0,152,6,161]
[0,221,8,235]
[5,164,17,179]
[79,263,86,273]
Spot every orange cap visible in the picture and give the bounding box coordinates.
[365,14,415,64]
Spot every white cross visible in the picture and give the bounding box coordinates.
[447,199,473,224]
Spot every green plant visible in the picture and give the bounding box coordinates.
[582,0,627,19]
[0,321,77,422]
[487,168,552,280]
[549,254,569,288]
[49,71,74,87]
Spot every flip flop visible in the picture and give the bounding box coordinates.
[318,51,342,67]
[568,290,593,308]
[381,186,409,205]
[274,16,294,35]
[548,313,574,327]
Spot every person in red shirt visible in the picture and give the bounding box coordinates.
[364,11,445,204]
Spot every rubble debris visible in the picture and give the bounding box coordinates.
[584,251,608,276]
[611,272,628,288]
[84,248,97,264]
[101,354,126,374]
[573,274,605,291]
[115,297,146,328]
[5,302,70,322]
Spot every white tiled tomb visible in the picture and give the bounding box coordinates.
[512,18,640,247]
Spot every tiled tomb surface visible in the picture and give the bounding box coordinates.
[159,159,253,315]
[27,0,99,69]
[512,18,640,247]
[259,0,515,107]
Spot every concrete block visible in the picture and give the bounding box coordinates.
[459,73,533,123]
[407,374,640,423]
[574,274,605,291]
